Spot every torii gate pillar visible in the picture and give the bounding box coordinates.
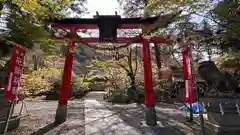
[142,38,157,126]
[55,40,75,124]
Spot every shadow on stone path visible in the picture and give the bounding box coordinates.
[84,92,196,135]
[35,100,85,135]
[29,123,57,135]
[110,105,185,135]
[2,91,197,135]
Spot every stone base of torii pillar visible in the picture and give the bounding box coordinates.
[55,105,68,124]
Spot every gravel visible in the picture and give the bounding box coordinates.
[2,99,85,135]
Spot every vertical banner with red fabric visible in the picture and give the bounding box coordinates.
[5,45,26,100]
[182,46,195,103]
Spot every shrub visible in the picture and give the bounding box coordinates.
[105,88,128,103]
[71,79,90,98]
[20,68,54,96]
[85,74,107,82]
[20,67,66,97]
[20,66,110,99]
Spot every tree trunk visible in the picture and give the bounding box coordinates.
[153,44,162,79]
[153,44,168,102]
[128,48,135,86]
[127,47,139,102]
[33,55,38,70]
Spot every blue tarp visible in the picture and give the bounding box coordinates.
[93,71,105,75]
[180,103,205,114]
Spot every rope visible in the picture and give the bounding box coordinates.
[80,35,142,50]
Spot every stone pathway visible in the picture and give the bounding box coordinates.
[84,92,195,135]
[1,92,197,135]
[84,99,140,135]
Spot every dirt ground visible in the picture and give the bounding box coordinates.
[3,99,85,135]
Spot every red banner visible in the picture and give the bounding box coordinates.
[5,45,25,100]
[182,46,195,103]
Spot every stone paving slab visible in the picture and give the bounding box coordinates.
[84,98,190,135]
[84,99,141,135]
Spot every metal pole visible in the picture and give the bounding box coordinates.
[189,103,194,121]
[194,52,205,134]
[195,84,205,135]
[3,100,15,135]
[199,110,205,135]
[189,44,194,122]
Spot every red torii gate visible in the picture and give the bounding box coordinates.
[51,13,195,126]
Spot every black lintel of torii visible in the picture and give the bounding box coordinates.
[51,11,181,42]
[52,14,160,42]
[52,16,159,26]
[52,10,182,27]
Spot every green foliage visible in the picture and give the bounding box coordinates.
[72,76,90,88]
[118,0,208,17]
[12,0,71,19]
[74,81,90,88]
[88,60,119,69]
[147,0,206,13]
[20,66,91,98]
[211,0,240,52]
[218,55,240,68]
[108,89,128,103]
[20,67,62,96]
[37,39,66,55]
[6,9,48,48]
[85,75,106,82]
[71,80,89,98]
[0,0,86,58]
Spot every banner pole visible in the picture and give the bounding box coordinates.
[3,100,15,135]
[3,44,25,134]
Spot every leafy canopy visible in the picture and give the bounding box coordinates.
[0,0,86,57]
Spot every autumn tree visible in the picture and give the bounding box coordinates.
[0,0,87,84]
[0,0,87,57]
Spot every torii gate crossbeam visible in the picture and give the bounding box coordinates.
[51,13,195,126]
